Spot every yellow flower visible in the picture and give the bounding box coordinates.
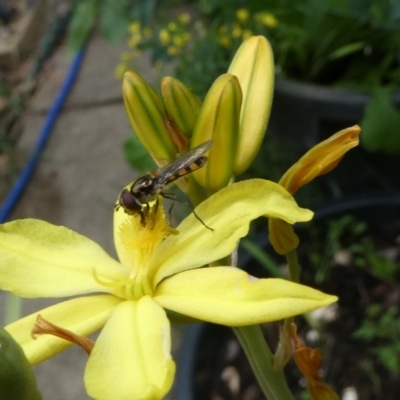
[242,29,253,39]
[177,12,191,25]
[0,180,336,400]
[128,21,141,33]
[159,29,170,46]
[256,12,279,28]
[232,24,243,38]
[236,8,250,22]
[167,45,179,56]
[269,126,361,254]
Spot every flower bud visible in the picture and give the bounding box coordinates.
[161,76,201,138]
[123,71,178,162]
[228,36,274,175]
[191,74,242,192]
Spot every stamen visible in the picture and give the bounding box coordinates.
[31,315,94,355]
[92,269,135,288]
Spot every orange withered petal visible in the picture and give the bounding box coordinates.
[280,126,360,195]
[291,323,339,400]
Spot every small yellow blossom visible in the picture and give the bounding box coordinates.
[173,35,184,47]
[177,12,191,25]
[256,12,279,28]
[159,29,171,46]
[128,21,141,33]
[232,24,243,38]
[236,8,250,22]
[167,22,178,32]
[167,45,180,56]
[128,33,141,48]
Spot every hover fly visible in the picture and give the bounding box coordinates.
[116,140,213,230]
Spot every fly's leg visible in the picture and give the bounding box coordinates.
[161,192,213,231]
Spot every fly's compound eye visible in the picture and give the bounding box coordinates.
[119,189,142,213]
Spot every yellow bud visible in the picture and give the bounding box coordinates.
[228,35,274,175]
[123,71,177,161]
[161,76,201,138]
[191,74,242,192]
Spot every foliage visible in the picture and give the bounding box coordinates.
[354,304,400,374]
[307,215,397,283]
[67,0,157,52]
[117,0,400,153]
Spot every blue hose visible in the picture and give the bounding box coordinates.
[0,48,85,223]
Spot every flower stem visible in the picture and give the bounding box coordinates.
[284,250,300,331]
[286,250,299,283]
[233,325,294,400]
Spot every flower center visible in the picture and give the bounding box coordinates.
[114,199,178,300]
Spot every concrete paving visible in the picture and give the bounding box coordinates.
[1,32,167,399]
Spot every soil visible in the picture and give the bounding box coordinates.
[190,215,400,400]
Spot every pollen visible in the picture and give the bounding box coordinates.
[118,201,170,259]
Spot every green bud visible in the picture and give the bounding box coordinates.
[228,35,274,175]
[0,327,42,400]
[191,74,242,192]
[160,76,201,138]
[123,71,178,162]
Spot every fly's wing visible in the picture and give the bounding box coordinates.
[153,140,213,190]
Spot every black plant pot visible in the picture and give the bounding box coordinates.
[175,193,400,400]
[269,78,400,149]
[266,78,400,201]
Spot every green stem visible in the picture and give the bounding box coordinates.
[286,250,299,283]
[284,250,300,331]
[233,325,294,400]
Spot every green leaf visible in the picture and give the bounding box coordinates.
[0,328,42,400]
[67,0,98,52]
[327,41,365,61]
[123,133,156,173]
[360,87,400,154]
[99,0,130,43]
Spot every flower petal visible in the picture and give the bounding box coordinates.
[154,267,337,325]
[279,126,360,195]
[85,297,175,400]
[0,219,128,297]
[150,179,313,285]
[5,295,122,365]
[268,218,300,255]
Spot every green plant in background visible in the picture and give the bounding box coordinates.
[117,0,400,153]
[306,215,397,283]
[67,0,157,51]
[354,304,400,374]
